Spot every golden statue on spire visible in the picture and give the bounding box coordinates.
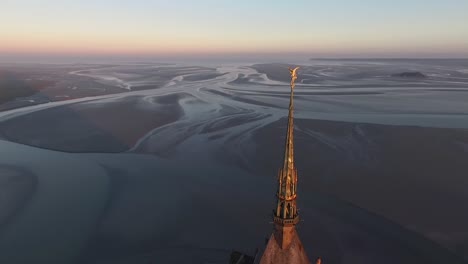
[288,67,300,89]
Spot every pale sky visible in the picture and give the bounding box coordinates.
[1,0,468,59]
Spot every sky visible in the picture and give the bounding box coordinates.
[1,0,468,60]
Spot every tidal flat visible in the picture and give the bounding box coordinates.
[1,59,468,263]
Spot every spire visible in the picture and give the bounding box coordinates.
[272,67,300,241]
[282,67,297,179]
[256,67,310,264]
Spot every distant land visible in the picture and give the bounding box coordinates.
[310,58,468,60]
[391,72,427,78]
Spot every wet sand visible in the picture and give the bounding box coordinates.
[251,118,468,259]
[0,93,185,152]
[0,142,463,264]
[0,166,36,228]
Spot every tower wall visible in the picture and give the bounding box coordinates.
[274,224,295,249]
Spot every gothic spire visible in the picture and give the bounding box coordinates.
[282,66,298,175]
[273,66,300,232]
[256,67,310,264]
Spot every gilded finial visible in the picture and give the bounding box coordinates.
[288,67,299,89]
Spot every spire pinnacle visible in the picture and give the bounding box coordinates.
[257,67,311,263]
[282,67,298,174]
[273,67,300,235]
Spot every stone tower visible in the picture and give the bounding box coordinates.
[256,67,311,264]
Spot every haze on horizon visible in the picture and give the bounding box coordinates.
[1,0,468,61]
